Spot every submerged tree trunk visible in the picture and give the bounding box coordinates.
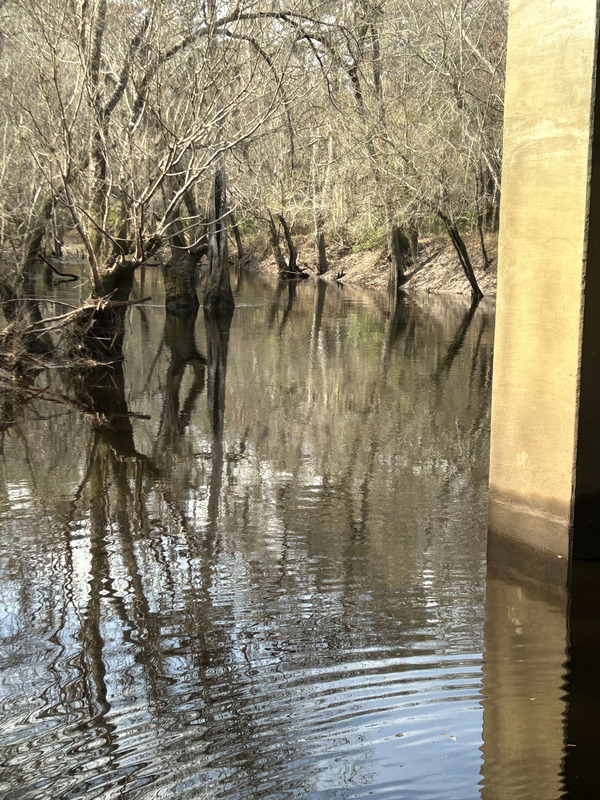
[204,169,235,312]
[162,210,207,316]
[21,196,55,285]
[437,210,484,300]
[80,263,138,360]
[162,155,209,313]
[0,197,62,362]
[163,255,201,315]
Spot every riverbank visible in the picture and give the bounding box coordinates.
[241,232,498,297]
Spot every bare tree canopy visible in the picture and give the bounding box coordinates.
[0,0,506,359]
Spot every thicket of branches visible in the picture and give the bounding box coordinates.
[0,0,506,366]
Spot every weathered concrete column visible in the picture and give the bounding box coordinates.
[489,0,600,557]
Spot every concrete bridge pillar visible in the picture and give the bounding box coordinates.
[489,0,600,558]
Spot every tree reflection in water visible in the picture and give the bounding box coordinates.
[1,277,500,800]
[160,312,206,443]
[38,312,256,795]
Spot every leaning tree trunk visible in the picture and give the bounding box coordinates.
[437,210,484,300]
[204,169,235,312]
[268,211,305,278]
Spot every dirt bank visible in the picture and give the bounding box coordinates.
[242,233,498,297]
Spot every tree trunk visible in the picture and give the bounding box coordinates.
[437,210,484,300]
[476,213,491,272]
[161,157,209,313]
[49,217,64,258]
[0,196,59,358]
[408,226,419,262]
[163,254,200,315]
[72,261,137,361]
[21,196,55,283]
[387,225,411,295]
[268,211,289,273]
[204,169,235,312]
[229,211,244,262]
[475,171,491,270]
[278,213,301,276]
[268,210,304,278]
[315,212,328,274]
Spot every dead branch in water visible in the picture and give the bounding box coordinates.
[0,295,151,374]
[24,295,151,333]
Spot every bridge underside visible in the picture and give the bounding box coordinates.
[489,0,600,558]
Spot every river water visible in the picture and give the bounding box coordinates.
[0,273,587,798]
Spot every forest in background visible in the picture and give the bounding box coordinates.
[0,0,506,367]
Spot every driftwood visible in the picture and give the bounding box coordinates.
[0,295,151,374]
[22,296,150,334]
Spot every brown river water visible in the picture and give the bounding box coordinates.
[0,272,597,799]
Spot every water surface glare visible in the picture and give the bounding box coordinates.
[0,275,495,799]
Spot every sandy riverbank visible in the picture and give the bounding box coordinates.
[241,233,498,298]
